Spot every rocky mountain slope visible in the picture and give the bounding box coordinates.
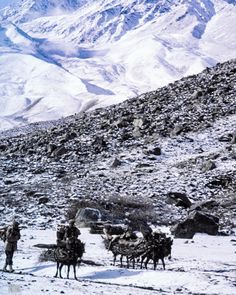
[0,59,235,233]
[0,0,236,130]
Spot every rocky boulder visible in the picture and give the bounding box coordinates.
[38,196,49,205]
[145,146,162,156]
[189,199,219,212]
[75,207,102,227]
[231,130,236,144]
[202,160,217,172]
[111,158,122,168]
[51,145,67,157]
[172,211,219,238]
[167,192,192,209]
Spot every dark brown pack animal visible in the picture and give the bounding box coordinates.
[140,236,173,270]
[54,239,85,280]
[107,237,144,268]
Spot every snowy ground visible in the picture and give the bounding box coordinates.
[0,228,235,295]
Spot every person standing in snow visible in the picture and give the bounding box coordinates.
[3,221,21,272]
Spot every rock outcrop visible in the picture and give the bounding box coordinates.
[172,211,219,239]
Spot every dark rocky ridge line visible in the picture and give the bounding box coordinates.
[0,59,235,232]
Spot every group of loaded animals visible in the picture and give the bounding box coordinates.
[103,224,173,271]
[1,223,173,280]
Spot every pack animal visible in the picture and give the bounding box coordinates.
[54,240,85,280]
[108,237,144,268]
[140,236,173,270]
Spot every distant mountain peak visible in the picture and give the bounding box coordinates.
[1,0,88,23]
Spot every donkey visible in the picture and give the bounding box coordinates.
[54,240,85,280]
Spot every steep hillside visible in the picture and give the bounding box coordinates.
[0,0,236,130]
[0,59,235,232]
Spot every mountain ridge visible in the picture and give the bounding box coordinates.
[0,0,236,130]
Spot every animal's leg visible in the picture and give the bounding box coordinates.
[153,259,157,270]
[120,255,123,267]
[144,257,149,269]
[54,262,59,278]
[67,264,70,279]
[131,257,135,269]
[59,263,63,278]
[126,256,129,269]
[153,257,159,270]
[140,256,145,269]
[73,264,77,280]
[161,258,165,270]
[128,256,134,269]
[136,257,140,265]
[113,254,117,266]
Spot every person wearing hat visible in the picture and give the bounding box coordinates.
[64,219,81,251]
[3,221,21,272]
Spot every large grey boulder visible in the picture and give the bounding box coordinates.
[51,145,67,157]
[111,158,122,168]
[75,207,102,227]
[189,199,219,212]
[167,192,192,209]
[145,146,162,156]
[172,211,219,238]
[230,130,236,144]
[202,160,216,172]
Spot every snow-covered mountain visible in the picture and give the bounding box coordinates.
[0,59,235,294]
[0,0,236,130]
[1,0,87,22]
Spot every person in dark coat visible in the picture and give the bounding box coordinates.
[56,223,66,248]
[64,219,81,250]
[3,221,21,272]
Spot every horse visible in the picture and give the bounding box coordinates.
[54,239,85,280]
